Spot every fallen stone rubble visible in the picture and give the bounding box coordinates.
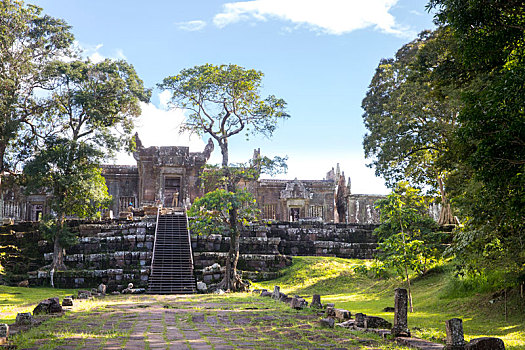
[259,286,506,350]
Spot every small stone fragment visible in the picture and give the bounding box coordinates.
[17,280,29,287]
[15,313,33,326]
[260,290,272,297]
[355,313,366,328]
[62,297,73,306]
[33,297,62,315]
[196,281,208,292]
[320,318,335,328]
[98,283,107,295]
[77,290,92,299]
[324,303,335,309]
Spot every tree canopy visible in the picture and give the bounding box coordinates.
[159,64,289,166]
[24,58,151,270]
[362,29,460,224]
[0,0,74,174]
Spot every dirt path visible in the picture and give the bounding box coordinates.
[11,294,387,350]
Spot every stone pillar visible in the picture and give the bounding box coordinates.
[392,288,410,337]
[311,294,322,308]
[272,285,280,300]
[445,318,466,349]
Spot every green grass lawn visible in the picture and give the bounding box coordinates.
[0,285,79,324]
[253,256,525,350]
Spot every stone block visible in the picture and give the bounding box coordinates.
[290,297,307,309]
[334,309,351,321]
[0,324,8,338]
[62,297,73,306]
[364,316,392,329]
[260,290,272,297]
[465,337,505,350]
[272,285,281,300]
[355,313,366,328]
[33,297,62,315]
[320,318,335,328]
[196,281,207,293]
[15,312,33,325]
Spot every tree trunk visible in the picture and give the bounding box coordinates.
[216,139,247,291]
[437,176,456,226]
[0,143,6,221]
[51,217,67,272]
[405,264,414,313]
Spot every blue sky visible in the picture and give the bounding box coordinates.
[30,0,435,194]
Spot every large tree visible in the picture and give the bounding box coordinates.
[362,29,461,225]
[0,0,74,176]
[24,59,151,270]
[159,63,289,291]
[427,0,525,281]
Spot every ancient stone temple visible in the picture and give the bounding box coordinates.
[0,135,382,224]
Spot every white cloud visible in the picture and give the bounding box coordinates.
[113,102,206,165]
[75,41,128,63]
[213,0,410,36]
[176,20,207,31]
[158,90,172,109]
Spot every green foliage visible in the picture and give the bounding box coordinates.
[374,182,442,276]
[427,0,525,283]
[0,0,74,173]
[38,216,77,248]
[23,138,111,220]
[188,188,260,236]
[41,59,151,154]
[159,64,289,147]
[362,29,460,192]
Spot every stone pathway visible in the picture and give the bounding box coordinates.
[11,294,395,350]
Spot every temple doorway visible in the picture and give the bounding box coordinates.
[289,207,300,222]
[164,178,181,207]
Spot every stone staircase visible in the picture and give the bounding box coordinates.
[148,211,196,294]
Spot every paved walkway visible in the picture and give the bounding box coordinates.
[14,294,387,350]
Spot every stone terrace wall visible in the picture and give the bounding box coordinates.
[1,219,378,290]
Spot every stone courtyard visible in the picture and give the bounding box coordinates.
[10,294,385,350]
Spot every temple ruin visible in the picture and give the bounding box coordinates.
[0,134,382,224]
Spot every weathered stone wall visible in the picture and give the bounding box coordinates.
[347,194,383,224]
[1,218,378,291]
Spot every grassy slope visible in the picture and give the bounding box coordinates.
[0,286,79,324]
[253,256,525,350]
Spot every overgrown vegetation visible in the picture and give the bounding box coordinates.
[363,1,525,292]
[255,256,525,349]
